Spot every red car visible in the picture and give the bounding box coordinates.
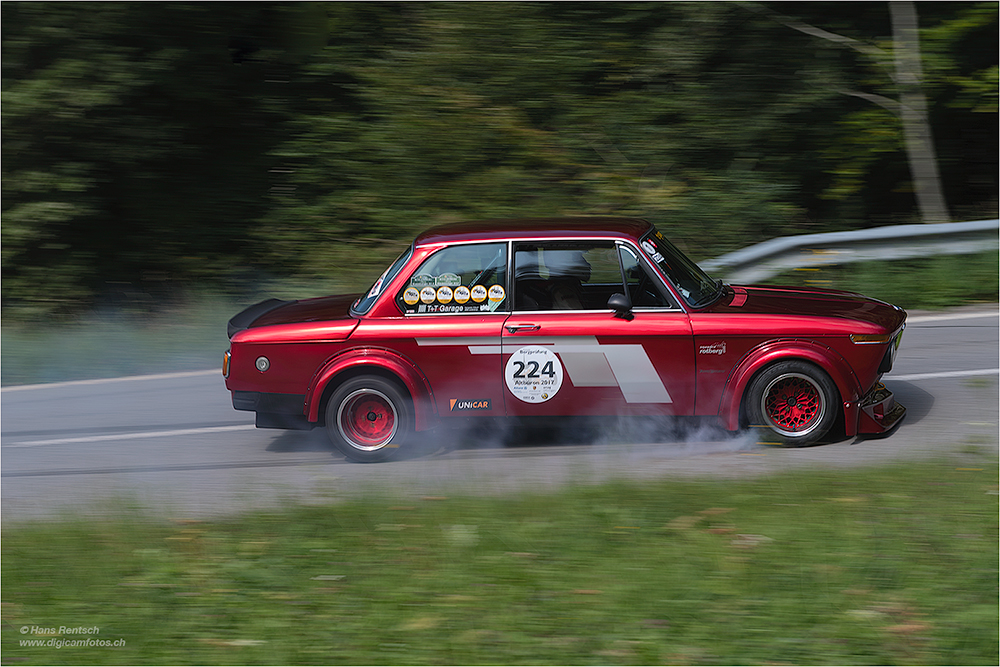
[224,217,905,462]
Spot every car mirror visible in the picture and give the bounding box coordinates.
[608,293,633,320]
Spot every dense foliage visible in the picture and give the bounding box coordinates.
[2,2,997,316]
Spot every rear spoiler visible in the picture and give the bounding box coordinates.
[227,298,293,339]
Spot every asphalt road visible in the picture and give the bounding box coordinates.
[3,306,997,521]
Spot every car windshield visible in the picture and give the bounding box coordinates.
[352,246,413,315]
[638,228,723,308]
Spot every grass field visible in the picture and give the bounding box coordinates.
[762,250,999,309]
[3,457,997,665]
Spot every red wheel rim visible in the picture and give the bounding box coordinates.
[337,389,397,451]
[762,373,824,436]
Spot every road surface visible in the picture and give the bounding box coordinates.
[2,306,996,520]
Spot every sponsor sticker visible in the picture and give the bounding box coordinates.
[449,398,491,411]
[436,286,454,304]
[367,269,389,298]
[505,346,563,403]
[403,287,420,305]
[436,272,462,287]
[699,342,727,355]
[420,287,437,304]
[410,274,436,288]
[488,284,506,303]
[641,240,665,264]
[470,285,488,303]
[453,286,471,304]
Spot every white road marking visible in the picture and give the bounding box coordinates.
[3,424,256,448]
[1,369,220,393]
[906,311,999,324]
[888,368,999,381]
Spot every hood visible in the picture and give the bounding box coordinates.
[710,285,906,331]
[228,294,361,343]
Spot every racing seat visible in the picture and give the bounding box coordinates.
[544,250,591,310]
[514,253,551,311]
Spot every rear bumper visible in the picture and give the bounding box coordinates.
[856,382,906,434]
[232,391,315,431]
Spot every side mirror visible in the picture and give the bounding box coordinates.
[607,293,634,321]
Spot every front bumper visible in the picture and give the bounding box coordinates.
[856,382,906,434]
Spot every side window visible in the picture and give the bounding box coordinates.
[619,245,674,308]
[396,243,508,314]
[513,242,621,311]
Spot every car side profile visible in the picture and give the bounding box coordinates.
[224,217,906,462]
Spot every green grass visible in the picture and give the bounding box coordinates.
[763,251,999,310]
[3,458,997,665]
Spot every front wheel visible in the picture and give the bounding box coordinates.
[326,376,412,462]
[746,361,838,447]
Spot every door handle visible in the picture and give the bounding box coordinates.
[505,323,540,334]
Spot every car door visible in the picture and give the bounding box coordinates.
[501,240,696,417]
[362,241,511,418]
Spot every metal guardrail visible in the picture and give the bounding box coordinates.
[701,219,999,284]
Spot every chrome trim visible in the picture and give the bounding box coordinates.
[395,234,695,316]
[416,233,644,250]
[616,240,689,313]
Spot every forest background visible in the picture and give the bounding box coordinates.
[3,1,997,320]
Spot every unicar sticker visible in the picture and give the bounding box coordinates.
[420,287,437,304]
[403,287,420,305]
[488,284,506,303]
[470,285,488,303]
[505,346,563,403]
[454,286,471,304]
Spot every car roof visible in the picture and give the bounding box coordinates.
[413,217,653,247]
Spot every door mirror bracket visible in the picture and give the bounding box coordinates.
[608,293,634,321]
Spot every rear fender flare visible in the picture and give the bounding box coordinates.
[305,348,437,431]
[720,340,862,435]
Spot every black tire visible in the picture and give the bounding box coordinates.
[325,376,412,462]
[745,361,838,447]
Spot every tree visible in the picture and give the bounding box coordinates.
[739,1,952,223]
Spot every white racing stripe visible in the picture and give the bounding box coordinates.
[4,424,256,448]
[888,368,999,381]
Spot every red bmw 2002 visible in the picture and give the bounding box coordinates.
[224,218,906,462]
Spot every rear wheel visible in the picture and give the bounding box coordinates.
[326,376,411,462]
[746,361,838,446]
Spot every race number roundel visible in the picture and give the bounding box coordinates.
[505,346,563,403]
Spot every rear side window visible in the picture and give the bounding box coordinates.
[352,247,413,315]
[397,243,508,314]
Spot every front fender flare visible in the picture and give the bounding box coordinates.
[305,348,437,431]
[719,340,862,435]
